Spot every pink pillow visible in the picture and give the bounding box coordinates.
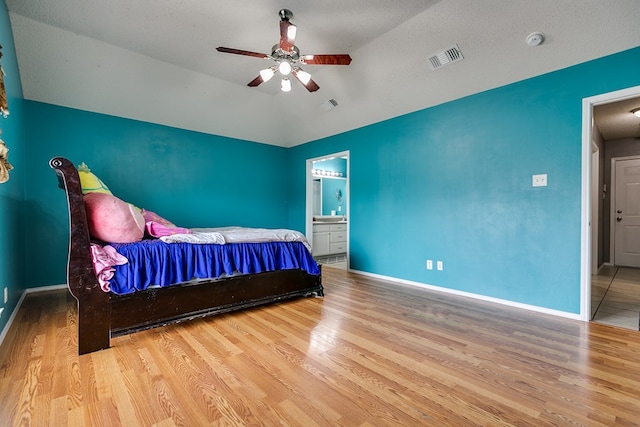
[84,193,145,243]
[141,209,191,237]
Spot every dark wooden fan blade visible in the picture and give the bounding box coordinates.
[300,77,320,93]
[216,47,269,59]
[292,69,320,92]
[247,75,264,87]
[301,54,352,65]
[279,21,296,51]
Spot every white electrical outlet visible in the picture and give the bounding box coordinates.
[532,174,547,187]
[0,307,3,318]
[426,260,433,270]
[437,261,443,271]
[3,287,7,304]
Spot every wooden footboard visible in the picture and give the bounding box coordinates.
[50,157,323,355]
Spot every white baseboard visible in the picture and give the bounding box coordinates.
[593,262,616,276]
[25,284,67,293]
[0,291,26,349]
[348,269,582,321]
[0,284,68,348]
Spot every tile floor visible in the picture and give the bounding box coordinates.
[592,265,640,330]
[314,253,347,270]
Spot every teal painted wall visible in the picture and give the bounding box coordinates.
[0,0,26,335]
[25,102,289,288]
[3,5,640,322]
[289,46,640,314]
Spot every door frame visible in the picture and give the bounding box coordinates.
[581,84,640,321]
[591,143,599,275]
[305,150,350,266]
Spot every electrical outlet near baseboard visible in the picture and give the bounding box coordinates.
[3,287,7,304]
[0,307,4,318]
[437,261,443,271]
[426,260,433,270]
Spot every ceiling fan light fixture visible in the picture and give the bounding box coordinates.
[295,69,312,85]
[217,9,351,93]
[632,108,640,118]
[287,25,297,41]
[281,77,292,92]
[259,67,276,82]
[278,61,292,76]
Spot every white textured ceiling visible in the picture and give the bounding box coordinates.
[6,0,640,146]
[594,96,640,141]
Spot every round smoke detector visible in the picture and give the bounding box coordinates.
[526,32,545,47]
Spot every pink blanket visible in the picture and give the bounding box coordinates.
[90,243,128,292]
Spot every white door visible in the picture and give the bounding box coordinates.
[614,158,640,267]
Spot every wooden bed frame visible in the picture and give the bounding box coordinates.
[50,157,323,355]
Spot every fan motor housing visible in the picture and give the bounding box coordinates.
[271,44,300,61]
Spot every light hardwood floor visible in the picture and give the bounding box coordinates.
[2,266,640,426]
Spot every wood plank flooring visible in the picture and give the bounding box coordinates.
[2,266,640,426]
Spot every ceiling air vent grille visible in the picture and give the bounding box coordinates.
[321,98,340,111]
[427,44,463,70]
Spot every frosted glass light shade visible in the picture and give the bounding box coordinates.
[295,69,311,84]
[259,68,275,82]
[278,61,292,76]
[260,68,276,82]
[288,25,297,41]
[281,77,292,92]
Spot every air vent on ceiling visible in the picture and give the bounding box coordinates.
[321,98,340,111]
[427,44,464,70]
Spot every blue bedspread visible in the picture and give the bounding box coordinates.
[109,239,321,295]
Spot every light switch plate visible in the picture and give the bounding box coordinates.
[532,174,547,187]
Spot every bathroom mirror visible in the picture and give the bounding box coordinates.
[312,176,346,216]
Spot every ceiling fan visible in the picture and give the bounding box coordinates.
[216,9,352,93]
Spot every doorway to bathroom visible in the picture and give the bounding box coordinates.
[305,151,349,270]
